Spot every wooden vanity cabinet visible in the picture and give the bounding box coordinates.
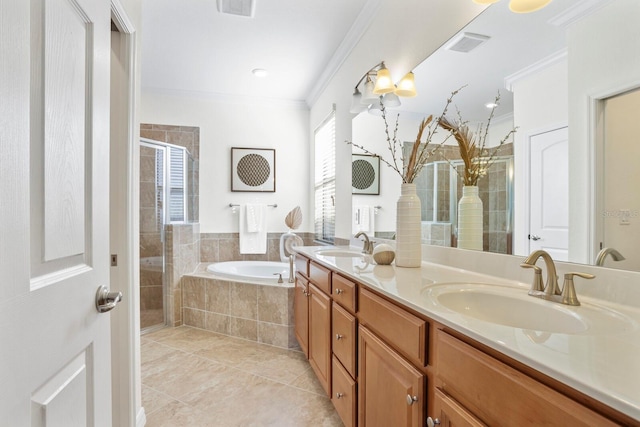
[359,325,426,427]
[434,329,619,427]
[293,272,309,357]
[307,262,333,397]
[432,388,486,427]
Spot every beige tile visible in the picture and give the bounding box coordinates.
[237,346,310,384]
[182,277,205,310]
[204,312,230,335]
[289,366,328,396]
[205,279,229,314]
[229,282,257,320]
[257,285,289,324]
[154,327,221,353]
[229,316,257,341]
[257,321,290,348]
[142,385,176,416]
[144,400,219,427]
[183,308,205,329]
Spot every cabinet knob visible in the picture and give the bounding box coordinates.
[427,417,441,427]
[336,334,344,340]
[335,392,344,399]
[335,288,343,294]
[406,395,418,405]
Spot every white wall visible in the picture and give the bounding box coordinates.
[140,92,310,234]
[567,0,640,264]
[351,111,424,233]
[511,58,568,256]
[309,0,487,240]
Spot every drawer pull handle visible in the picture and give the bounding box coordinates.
[427,417,441,427]
[336,392,344,399]
[406,395,418,405]
[336,334,344,340]
[335,288,343,294]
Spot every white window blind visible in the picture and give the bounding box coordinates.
[168,147,186,222]
[314,110,336,243]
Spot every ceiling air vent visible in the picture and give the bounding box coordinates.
[217,0,255,17]
[445,32,490,53]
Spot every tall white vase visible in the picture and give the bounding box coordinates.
[457,185,483,250]
[395,183,422,267]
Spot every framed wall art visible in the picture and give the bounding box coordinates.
[231,147,276,192]
[352,154,380,195]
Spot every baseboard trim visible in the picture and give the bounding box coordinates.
[136,407,147,427]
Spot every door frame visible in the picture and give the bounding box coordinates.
[110,1,144,426]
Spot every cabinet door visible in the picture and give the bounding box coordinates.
[359,326,425,427]
[294,273,309,357]
[309,283,332,396]
[432,389,486,427]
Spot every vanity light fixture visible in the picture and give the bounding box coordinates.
[472,0,552,13]
[350,61,417,114]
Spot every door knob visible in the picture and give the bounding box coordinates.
[95,285,123,313]
[530,234,541,241]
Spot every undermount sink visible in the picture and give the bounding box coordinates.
[426,283,635,335]
[316,249,365,258]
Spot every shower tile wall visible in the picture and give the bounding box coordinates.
[140,123,201,328]
[165,224,200,326]
[141,123,200,222]
[140,145,164,329]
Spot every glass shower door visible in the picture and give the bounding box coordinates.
[139,142,167,331]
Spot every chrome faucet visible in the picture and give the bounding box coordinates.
[354,231,375,254]
[520,250,595,306]
[595,247,625,266]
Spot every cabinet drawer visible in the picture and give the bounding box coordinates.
[309,261,331,294]
[332,273,357,313]
[295,254,309,278]
[358,287,427,367]
[332,302,357,378]
[436,330,617,427]
[332,356,357,427]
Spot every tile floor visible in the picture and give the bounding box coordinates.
[142,326,343,426]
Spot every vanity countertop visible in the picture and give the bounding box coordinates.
[294,245,640,422]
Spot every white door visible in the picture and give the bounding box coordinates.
[0,0,115,425]
[529,127,569,261]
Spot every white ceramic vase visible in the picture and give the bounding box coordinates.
[457,185,483,250]
[395,183,422,267]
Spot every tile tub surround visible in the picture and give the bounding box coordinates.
[181,266,297,349]
[199,232,317,263]
[301,243,640,422]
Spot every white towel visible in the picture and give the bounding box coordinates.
[352,205,374,234]
[240,204,267,254]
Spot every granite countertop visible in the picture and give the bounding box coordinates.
[294,245,640,422]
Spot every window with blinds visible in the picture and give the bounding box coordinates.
[314,110,336,243]
[155,146,188,224]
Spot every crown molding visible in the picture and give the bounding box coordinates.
[141,86,309,110]
[504,48,567,91]
[305,0,384,107]
[548,0,615,29]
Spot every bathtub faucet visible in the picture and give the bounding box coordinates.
[288,255,295,283]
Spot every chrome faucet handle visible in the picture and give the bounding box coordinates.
[520,263,544,293]
[561,272,595,306]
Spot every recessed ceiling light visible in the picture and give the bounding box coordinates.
[485,102,499,109]
[252,68,268,77]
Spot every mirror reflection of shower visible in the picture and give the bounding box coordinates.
[140,138,196,331]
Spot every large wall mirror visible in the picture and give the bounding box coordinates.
[351,0,640,271]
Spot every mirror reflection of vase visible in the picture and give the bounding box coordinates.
[395,183,422,267]
[458,185,483,251]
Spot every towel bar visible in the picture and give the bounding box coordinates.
[228,203,278,208]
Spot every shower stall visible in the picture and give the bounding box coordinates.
[139,138,196,331]
[415,156,514,253]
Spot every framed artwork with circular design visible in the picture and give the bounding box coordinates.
[352,154,380,195]
[231,147,276,192]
